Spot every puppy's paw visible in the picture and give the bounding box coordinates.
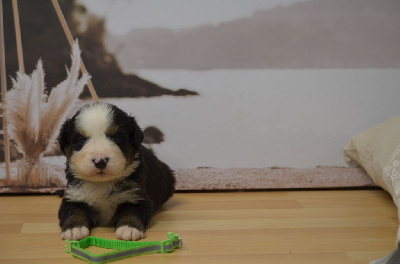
[61,226,89,240]
[116,225,145,241]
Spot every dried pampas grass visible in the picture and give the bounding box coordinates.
[5,40,90,162]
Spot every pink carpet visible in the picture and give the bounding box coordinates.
[0,166,376,193]
[175,166,376,191]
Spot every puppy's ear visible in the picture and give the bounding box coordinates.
[130,116,143,149]
[58,118,74,156]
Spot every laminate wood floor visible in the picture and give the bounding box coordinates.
[0,189,397,263]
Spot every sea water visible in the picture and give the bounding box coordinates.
[105,68,400,169]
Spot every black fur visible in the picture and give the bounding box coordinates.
[58,103,175,240]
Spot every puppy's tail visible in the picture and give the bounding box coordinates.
[143,126,165,153]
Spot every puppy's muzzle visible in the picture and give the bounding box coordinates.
[92,157,109,170]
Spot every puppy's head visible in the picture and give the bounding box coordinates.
[59,103,143,182]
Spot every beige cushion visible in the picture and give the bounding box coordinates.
[344,116,400,217]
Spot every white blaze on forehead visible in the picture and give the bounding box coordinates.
[76,103,113,136]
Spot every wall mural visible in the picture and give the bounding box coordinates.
[1,0,399,192]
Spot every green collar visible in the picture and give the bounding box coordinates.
[65,232,182,263]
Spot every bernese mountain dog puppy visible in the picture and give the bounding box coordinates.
[58,102,175,241]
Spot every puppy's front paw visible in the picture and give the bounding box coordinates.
[116,225,145,241]
[61,226,89,240]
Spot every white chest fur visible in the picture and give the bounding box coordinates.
[65,181,140,225]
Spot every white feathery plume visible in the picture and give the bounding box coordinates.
[5,40,91,159]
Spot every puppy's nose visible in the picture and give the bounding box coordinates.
[92,157,109,170]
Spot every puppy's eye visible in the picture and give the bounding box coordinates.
[73,135,87,151]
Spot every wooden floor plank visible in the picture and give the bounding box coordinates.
[0,190,397,263]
